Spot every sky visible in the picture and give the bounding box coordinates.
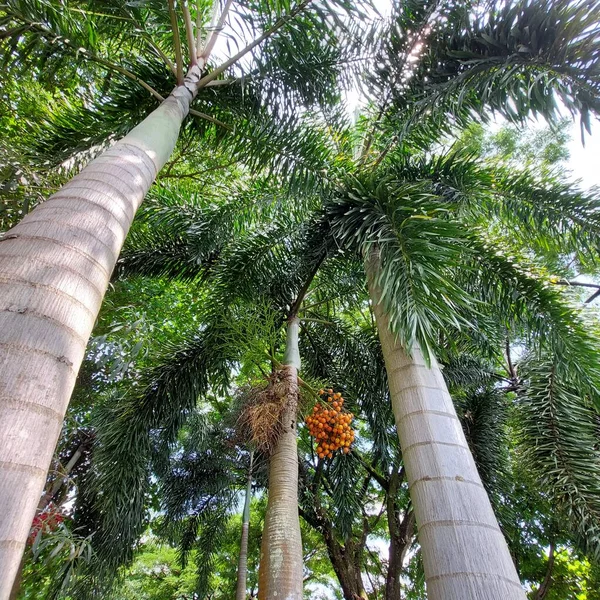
[566,119,600,189]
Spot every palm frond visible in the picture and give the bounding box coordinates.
[382,148,600,264]
[83,309,236,580]
[327,453,365,540]
[517,353,600,559]
[464,244,600,396]
[375,0,600,145]
[456,386,512,524]
[328,174,476,352]
[120,183,250,281]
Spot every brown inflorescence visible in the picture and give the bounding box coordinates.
[235,370,292,456]
[305,388,355,459]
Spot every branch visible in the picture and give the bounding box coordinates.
[0,12,166,102]
[289,255,326,319]
[505,337,517,382]
[196,0,313,90]
[554,279,600,304]
[370,135,398,170]
[87,53,165,102]
[182,1,198,65]
[555,280,600,290]
[299,317,335,325]
[189,108,233,130]
[532,542,556,600]
[168,0,185,85]
[298,506,323,532]
[159,159,238,180]
[205,78,238,87]
[200,0,235,61]
[351,450,389,492]
[142,33,178,75]
[196,0,203,56]
[586,289,600,304]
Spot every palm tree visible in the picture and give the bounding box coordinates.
[0,0,366,588]
[99,138,600,599]
[257,318,304,599]
[327,159,600,598]
[322,1,600,594]
[365,250,523,599]
[60,193,329,594]
[4,0,600,596]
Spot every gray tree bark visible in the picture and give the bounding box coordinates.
[258,318,303,600]
[365,249,526,600]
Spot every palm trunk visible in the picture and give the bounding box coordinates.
[258,318,303,600]
[365,250,526,600]
[0,66,203,598]
[236,451,254,600]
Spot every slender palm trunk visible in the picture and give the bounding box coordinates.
[0,66,203,598]
[258,318,303,600]
[365,250,526,600]
[236,451,254,600]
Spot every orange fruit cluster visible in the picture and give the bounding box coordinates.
[305,388,355,459]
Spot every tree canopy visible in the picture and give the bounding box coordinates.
[2,0,600,599]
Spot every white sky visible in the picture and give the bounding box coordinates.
[566,119,600,189]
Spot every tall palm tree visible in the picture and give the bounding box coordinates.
[327,160,600,598]
[0,0,365,588]
[257,317,304,600]
[62,192,329,595]
[102,140,600,599]
[3,0,600,596]
[319,1,600,594]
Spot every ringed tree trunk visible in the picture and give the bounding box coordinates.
[236,450,255,600]
[0,66,203,598]
[365,249,526,600]
[258,317,303,600]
